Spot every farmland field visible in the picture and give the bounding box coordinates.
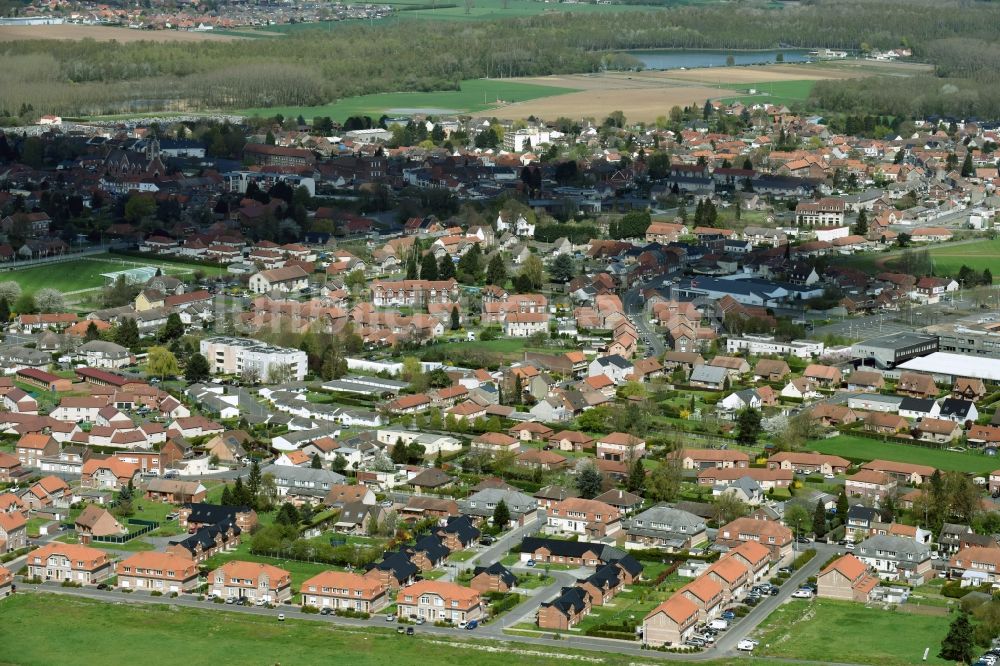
[0,24,238,42]
[0,253,225,296]
[238,78,577,122]
[719,79,818,107]
[0,593,771,666]
[809,434,999,474]
[751,598,950,666]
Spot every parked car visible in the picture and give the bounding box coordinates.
[720,610,736,620]
[320,607,332,616]
[709,619,729,631]
[226,597,236,604]
[845,543,855,551]
[97,583,109,590]
[466,620,478,630]
[525,559,537,567]
[737,639,759,651]
[406,627,415,636]
[792,589,814,599]
[277,614,285,621]
[685,638,707,648]
[415,617,426,625]
[385,614,395,622]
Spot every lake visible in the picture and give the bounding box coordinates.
[626,49,812,70]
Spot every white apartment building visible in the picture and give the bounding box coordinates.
[199,336,308,382]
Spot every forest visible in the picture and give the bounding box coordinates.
[2,0,1000,120]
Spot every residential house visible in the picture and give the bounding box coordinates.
[845,470,897,505]
[471,562,517,594]
[855,534,932,582]
[74,505,126,544]
[716,517,793,563]
[949,546,1000,586]
[642,595,699,648]
[0,511,27,553]
[817,554,879,602]
[622,504,707,552]
[24,543,113,584]
[15,433,58,467]
[118,552,200,593]
[300,571,390,613]
[767,452,849,475]
[547,498,621,539]
[396,580,483,623]
[672,448,749,470]
[208,561,292,603]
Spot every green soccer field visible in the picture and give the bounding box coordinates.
[809,434,999,474]
[924,238,1000,280]
[0,254,225,296]
[720,79,817,107]
[238,78,577,122]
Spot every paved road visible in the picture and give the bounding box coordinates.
[624,284,666,356]
[22,543,860,664]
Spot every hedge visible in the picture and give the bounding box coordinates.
[791,548,817,571]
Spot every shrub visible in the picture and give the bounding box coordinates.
[150,590,163,597]
[213,596,226,604]
[170,592,178,598]
[60,581,82,588]
[791,548,816,571]
[302,604,320,614]
[334,608,370,619]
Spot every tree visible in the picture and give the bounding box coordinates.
[456,242,483,283]
[493,499,511,527]
[331,453,348,474]
[961,152,974,178]
[14,292,36,315]
[220,485,234,506]
[420,252,439,280]
[83,320,100,342]
[390,438,408,465]
[939,610,975,664]
[517,254,545,291]
[647,457,683,502]
[147,346,179,379]
[275,502,300,526]
[626,455,646,493]
[450,305,460,331]
[34,288,65,313]
[438,254,456,280]
[160,312,184,341]
[735,408,763,446]
[185,352,211,383]
[854,208,868,237]
[247,460,262,510]
[486,253,507,287]
[310,454,322,469]
[0,281,21,304]
[114,317,140,351]
[837,489,849,519]
[124,194,155,222]
[712,493,749,525]
[784,503,811,539]
[550,253,576,283]
[812,499,827,537]
[575,461,603,499]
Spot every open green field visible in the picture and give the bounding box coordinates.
[0,253,225,297]
[0,593,773,666]
[921,238,1000,281]
[721,79,816,106]
[238,78,577,122]
[751,598,951,666]
[810,434,999,474]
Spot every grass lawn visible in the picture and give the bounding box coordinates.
[238,78,577,123]
[720,79,817,107]
[809,434,1000,474]
[449,550,477,562]
[571,587,660,634]
[0,253,225,297]
[919,238,1000,281]
[3,593,689,666]
[26,516,51,537]
[751,598,952,666]
[516,574,554,590]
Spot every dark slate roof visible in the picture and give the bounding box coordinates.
[168,519,240,555]
[615,554,643,578]
[520,536,625,563]
[541,586,588,616]
[183,502,250,525]
[409,533,450,563]
[940,398,975,419]
[899,397,937,412]
[367,550,418,582]
[847,505,881,523]
[473,562,516,588]
[439,515,480,545]
[582,562,621,590]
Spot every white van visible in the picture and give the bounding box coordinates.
[709,619,729,631]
